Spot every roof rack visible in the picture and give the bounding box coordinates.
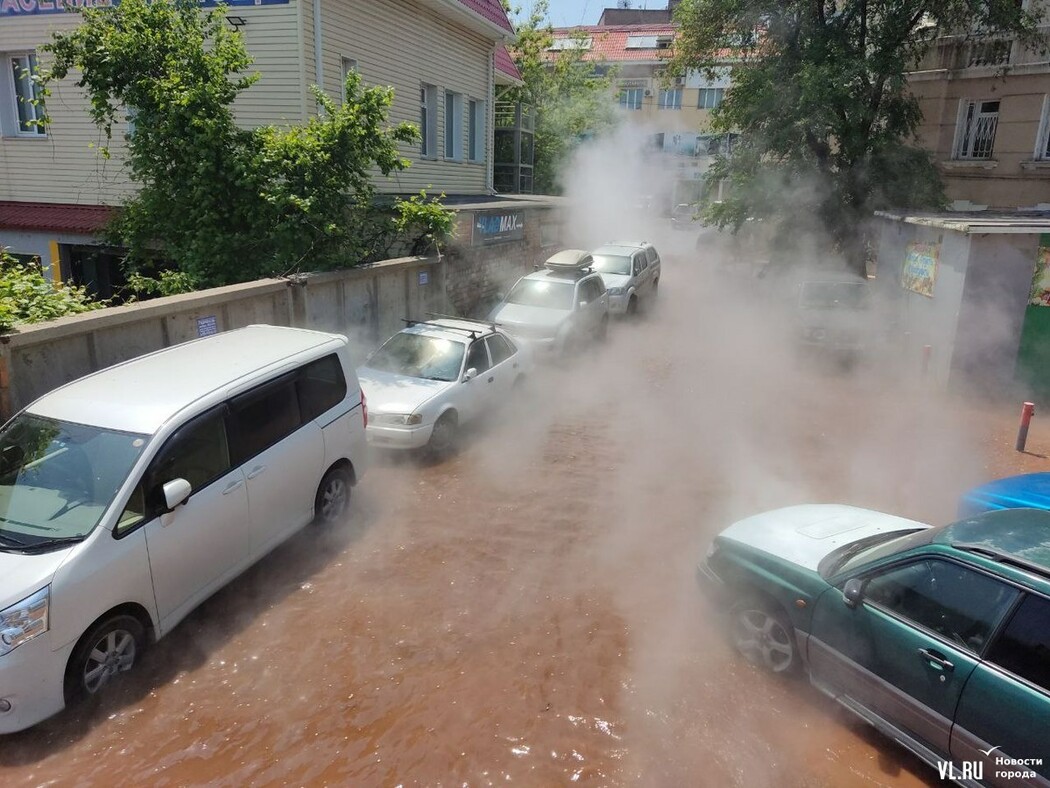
[401,315,496,340]
[953,543,1050,582]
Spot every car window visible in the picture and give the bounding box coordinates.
[297,354,348,422]
[466,340,491,373]
[228,375,302,466]
[633,254,647,275]
[986,594,1050,692]
[864,559,1020,652]
[646,247,659,265]
[486,334,515,366]
[505,278,575,310]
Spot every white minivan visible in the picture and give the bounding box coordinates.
[0,325,367,733]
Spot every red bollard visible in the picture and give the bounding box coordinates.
[921,345,932,377]
[1016,402,1036,452]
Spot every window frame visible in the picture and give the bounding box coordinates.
[5,52,46,138]
[658,87,683,110]
[619,88,644,110]
[444,90,463,161]
[341,57,358,104]
[420,83,437,157]
[226,371,303,468]
[1034,94,1050,161]
[467,98,485,163]
[485,333,516,366]
[465,338,491,374]
[697,87,724,110]
[984,591,1050,696]
[953,98,1000,160]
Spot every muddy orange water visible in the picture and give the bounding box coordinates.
[1,256,1044,787]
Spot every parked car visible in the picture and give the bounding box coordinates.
[671,203,696,230]
[958,473,1050,518]
[357,317,530,455]
[795,279,872,362]
[0,325,367,734]
[590,242,661,317]
[488,250,609,359]
[698,504,1050,786]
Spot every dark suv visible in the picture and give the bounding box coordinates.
[698,505,1050,787]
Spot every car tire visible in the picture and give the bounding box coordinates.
[427,412,459,458]
[596,314,609,342]
[651,278,659,298]
[626,296,639,317]
[65,614,146,705]
[730,600,800,676]
[314,466,351,525]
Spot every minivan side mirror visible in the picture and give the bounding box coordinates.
[463,367,478,382]
[162,478,192,511]
[842,578,865,609]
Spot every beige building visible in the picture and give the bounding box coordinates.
[909,25,1050,209]
[0,0,520,288]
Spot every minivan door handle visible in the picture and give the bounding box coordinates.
[918,647,954,672]
[246,465,267,480]
[222,479,244,495]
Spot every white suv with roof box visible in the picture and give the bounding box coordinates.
[0,325,366,733]
[487,249,609,358]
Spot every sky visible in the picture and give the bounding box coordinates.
[514,1,670,28]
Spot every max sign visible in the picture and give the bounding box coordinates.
[1,0,287,15]
[472,210,525,246]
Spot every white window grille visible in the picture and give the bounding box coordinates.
[954,99,999,160]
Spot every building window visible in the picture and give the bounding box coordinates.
[1037,95,1050,160]
[954,99,999,160]
[445,90,463,160]
[619,88,643,110]
[468,98,485,162]
[698,88,724,109]
[341,57,358,101]
[5,53,45,136]
[658,88,682,110]
[420,84,436,157]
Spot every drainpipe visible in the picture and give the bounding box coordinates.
[488,43,496,195]
[313,0,324,114]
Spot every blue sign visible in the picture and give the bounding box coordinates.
[418,270,429,286]
[196,315,218,337]
[472,210,525,246]
[1,0,288,17]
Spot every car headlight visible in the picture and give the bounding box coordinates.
[0,587,49,657]
[371,413,424,426]
[607,287,625,296]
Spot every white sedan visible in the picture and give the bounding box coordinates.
[357,318,530,455]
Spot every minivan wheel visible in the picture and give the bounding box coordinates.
[315,467,351,525]
[427,412,459,457]
[730,602,799,675]
[626,296,639,316]
[65,615,145,704]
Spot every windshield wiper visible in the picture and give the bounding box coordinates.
[0,531,27,547]
[17,535,85,554]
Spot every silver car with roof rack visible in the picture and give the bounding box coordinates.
[487,249,609,358]
[357,316,531,455]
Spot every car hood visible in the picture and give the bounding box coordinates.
[598,273,631,289]
[719,504,929,572]
[0,548,70,610]
[490,303,570,332]
[357,367,451,414]
[959,472,1050,517]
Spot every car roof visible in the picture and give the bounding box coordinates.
[26,325,346,435]
[599,241,653,252]
[522,267,595,283]
[937,508,1050,588]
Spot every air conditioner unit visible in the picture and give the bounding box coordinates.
[644,89,652,96]
[673,76,685,86]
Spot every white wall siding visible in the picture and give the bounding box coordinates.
[318,0,491,195]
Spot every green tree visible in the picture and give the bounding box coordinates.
[503,1,619,193]
[673,0,1046,273]
[41,0,448,287]
[0,250,102,333]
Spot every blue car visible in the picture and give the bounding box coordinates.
[959,473,1050,517]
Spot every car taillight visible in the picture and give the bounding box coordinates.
[361,388,368,428]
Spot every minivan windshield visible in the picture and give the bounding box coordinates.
[505,279,575,310]
[0,414,148,552]
[364,333,466,382]
[590,254,632,276]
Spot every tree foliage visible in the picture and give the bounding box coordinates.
[503,1,619,193]
[673,0,1046,272]
[0,250,102,333]
[41,0,452,288]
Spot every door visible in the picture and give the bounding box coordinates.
[808,558,1019,756]
[632,251,650,294]
[575,278,604,335]
[228,374,324,561]
[484,333,519,399]
[951,593,1050,786]
[458,339,492,423]
[140,406,250,630]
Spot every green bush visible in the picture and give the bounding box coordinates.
[0,249,103,333]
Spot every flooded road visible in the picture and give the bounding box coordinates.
[1,252,1043,786]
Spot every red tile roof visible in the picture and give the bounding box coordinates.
[549,24,679,62]
[0,201,114,235]
[457,0,514,34]
[495,44,522,82]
